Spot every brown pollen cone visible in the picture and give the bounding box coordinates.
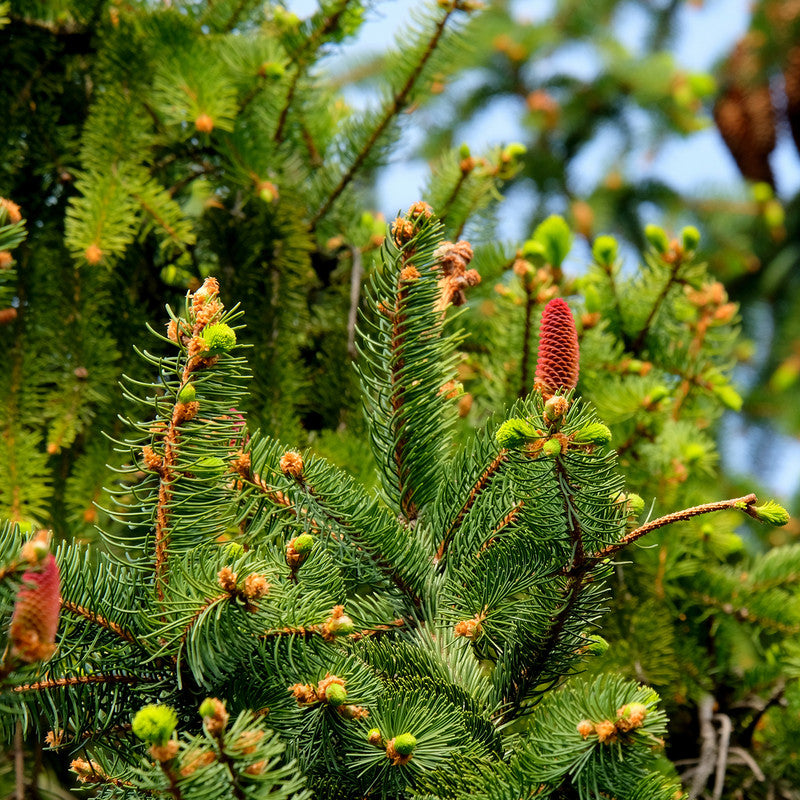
[534,298,579,399]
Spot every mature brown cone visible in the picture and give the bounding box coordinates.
[534,298,580,398]
[714,36,776,186]
[785,45,800,156]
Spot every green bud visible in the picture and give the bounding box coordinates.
[644,224,669,254]
[592,235,618,266]
[751,182,773,204]
[749,500,790,527]
[681,225,700,251]
[198,698,218,717]
[572,422,612,445]
[132,704,178,745]
[496,418,538,448]
[542,438,561,457]
[501,142,527,161]
[711,383,742,411]
[292,533,315,554]
[177,383,196,403]
[192,456,227,479]
[200,323,237,356]
[533,215,572,268]
[764,199,785,229]
[325,683,347,706]
[520,238,547,264]
[583,634,609,657]
[458,142,471,160]
[393,733,417,755]
[646,385,670,405]
[687,72,716,98]
[682,442,705,465]
[329,614,355,636]
[624,493,645,517]
[259,61,285,79]
[225,542,245,558]
[544,395,569,424]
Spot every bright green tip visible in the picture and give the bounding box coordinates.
[583,634,609,656]
[200,322,237,356]
[681,225,700,251]
[542,438,562,457]
[393,733,417,755]
[132,704,178,745]
[177,382,196,403]
[198,698,217,717]
[644,224,669,254]
[292,533,315,554]
[573,422,612,445]
[496,418,538,448]
[325,684,347,706]
[591,235,618,266]
[751,500,790,527]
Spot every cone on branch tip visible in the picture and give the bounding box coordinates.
[9,534,61,663]
[534,298,580,399]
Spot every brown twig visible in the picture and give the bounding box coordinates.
[60,599,139,645]
[588,494,758,563]
[12,673,145,693]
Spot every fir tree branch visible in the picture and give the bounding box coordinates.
[434,449,508,564]
[631,256,684,352]
[60,599,139,646]
[477,502,523,556]
[309,6,456,228]
[274,1,351,144]
[588,494,758,563]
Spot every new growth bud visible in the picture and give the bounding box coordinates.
[495,418,538,448]
[199,323,237,356]
[132,705,178,746]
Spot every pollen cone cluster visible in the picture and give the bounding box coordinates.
[534,298,580,398]
[10,553,61,663]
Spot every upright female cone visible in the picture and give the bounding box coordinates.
[534,298,580,398]
[9,553,61,663]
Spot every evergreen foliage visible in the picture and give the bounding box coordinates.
[0,208,788,799]
[2,1,799,799]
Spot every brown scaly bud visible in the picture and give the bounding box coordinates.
[399,265,420,281]
[0,197,23,223]
[195,113,215,133]
[534,298,579,399]
[245,759,268,775]
[321,605,355,640]
[175,401,200,423]
[0,251,13,269]
[243,573,270,601]
[84,243,103,265]
[391,217,415,246]
[10,543,60,663]
[217,567,238,592]
[577,720,595,739]
[180,750,216,777]
[231,451,251,478]
[45,730,64,748]
[407,201,433,220]
[289,683,319,705]
[199,698,230,736]
[0,308,17,326]
[233,730,265,755]
[543,395,570,426]
[279,450,303,478]
[337,703,370,720]
[192,277,220,311]
[433,240,479,310]
[142,446,164,474]
[454,612,485,640]
[70,758,105,783]
[195,297,223,329]
[616,702,648,733]
[150,740,180,763]
[595,719,617,743]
